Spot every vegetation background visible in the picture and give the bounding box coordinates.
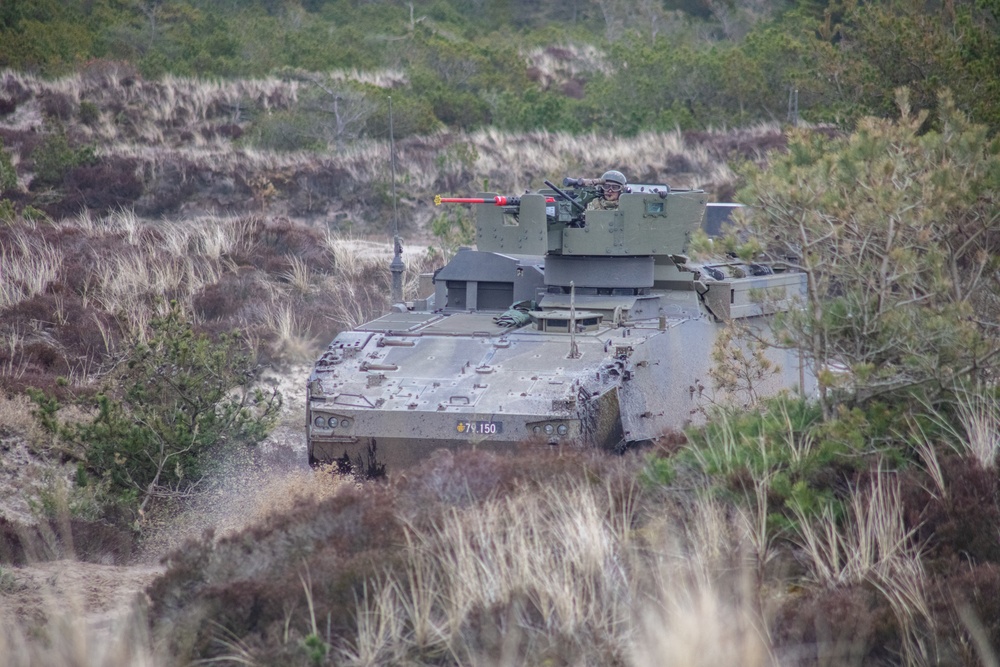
[1,0,1000,665]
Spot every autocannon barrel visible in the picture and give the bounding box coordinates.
[434,195,554,206]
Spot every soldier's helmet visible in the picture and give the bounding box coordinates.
[601,170,627,187]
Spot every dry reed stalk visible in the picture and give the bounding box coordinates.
[953,387,1000,469]
[262,303,315,362]
[340,481,633,665]
[910,432,948,500]
[280,255,314,295]
[0,585,161,667]
[792,466,933,665]
[0,232,62,310]
[914,385,1000,470]
[337,580,408,667]
[340,481,782,667]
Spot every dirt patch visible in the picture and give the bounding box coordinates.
[0,363,315,635]
[1,559,163,627]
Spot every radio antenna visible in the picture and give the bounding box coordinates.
[388,96,404,304]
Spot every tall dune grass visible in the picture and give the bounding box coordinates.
[792,467,932,666]
[0,231,62,310]
[0,578,160,667]
[337,481,770,667]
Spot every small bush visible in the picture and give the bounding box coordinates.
[904,454,1000,568]
[772,583,899,664]
[0,515,133,566]
[929,562,1000,664]
[193,269,271,322]
[29,124,97,190]
[30,301,282,519]
[232,216,332,274]
[51,157,144,217]
[38,91,76,121]
[78,100,100,126]
[80,59,141,89]
[0,138,16,192]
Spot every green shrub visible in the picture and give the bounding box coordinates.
[430,206,475,258]
[646,396,901,527]
[30,300,282,520]
[30,123,97,189]
[0,138,16,192]
[78,99,100,125]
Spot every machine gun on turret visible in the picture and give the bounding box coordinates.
[436,176,619,228]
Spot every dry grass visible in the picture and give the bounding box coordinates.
[262,303,315,363]
[279,255,315,295]
[0,604,159,667]
[793,468,920,587]
[0,394,45,443]
[914,384,1000,470]
[0,231,63,310]
[953,387,1000,469]
[0,205,393,394]
[315,232,435,330]
[3,64,768,225]
[0,559,161,667]
[792,467,932,665]
[339,481,770,667]
[523,43,612,89]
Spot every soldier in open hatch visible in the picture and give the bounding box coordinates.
[586,170,627,210]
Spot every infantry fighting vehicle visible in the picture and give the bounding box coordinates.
[306,177,809,472]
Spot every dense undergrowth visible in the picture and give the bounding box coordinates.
[133,433,1000,665]
[0,64,778,234]
[1,0,998,136]
[0,207,439,548]
[3,430,999,665]
[1,7,1000,660]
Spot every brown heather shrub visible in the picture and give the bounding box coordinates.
[235,216,333,275]
[901,454,1000,569]
[928,563,1000,665]
[80,59,141,90]
[51,157,143,217]
[0,516,134,566]
[0,368,79,402]
[1,212,377,397]
[0,72,31,106]
[202,123,244,141]
[771,583,901,665]
[148,482,406,664]
[38,91,76,122]
[193,268,272,322]
[19,341,67,375]
[396,446,645,514]
[136,161,203,216]
[683,126,786,162]
[0,517,30,564]
[0,128,44,160]
[146,449,647,665]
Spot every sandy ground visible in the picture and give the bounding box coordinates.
[0,364,315,637]
[1,559,164,629]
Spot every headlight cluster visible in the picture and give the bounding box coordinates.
[532,422,570,437]
[312,415,351,430]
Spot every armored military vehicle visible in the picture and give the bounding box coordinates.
[306,177,809,471]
